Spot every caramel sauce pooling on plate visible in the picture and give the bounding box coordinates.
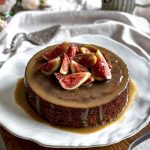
[15,78,137,134]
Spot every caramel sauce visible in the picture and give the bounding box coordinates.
[26,46,129,108]
[15,78,137,134]
[15,78,47,123]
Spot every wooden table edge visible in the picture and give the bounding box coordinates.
[0,123,150,150]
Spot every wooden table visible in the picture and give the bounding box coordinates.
[0,123,150,150]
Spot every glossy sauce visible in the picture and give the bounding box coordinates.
[15,78,137,134]
[26,45,129,108]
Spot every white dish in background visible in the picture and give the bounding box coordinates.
[0,35,150,148]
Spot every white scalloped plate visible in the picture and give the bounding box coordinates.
[0,35,150,148]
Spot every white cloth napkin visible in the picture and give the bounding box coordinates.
[0,10,150,63]
[134,0,150,22]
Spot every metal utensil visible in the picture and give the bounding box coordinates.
[0,24,60,68]
[129,131,150,150]
[3,24,60,54]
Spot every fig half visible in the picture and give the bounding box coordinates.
[84,44,98,53]
[75,53,97,68]
[84,75,94,85]
[54,72,64,80]
[70,60,94,85]
[59,72,91,90]
[70,60,88,73]
[92,50,112,81]
[60,44,78,75]
[79,47,90,54]
[41,57,61,75]
[42,42,68,60]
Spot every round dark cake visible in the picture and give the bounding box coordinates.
[24,43,129,128]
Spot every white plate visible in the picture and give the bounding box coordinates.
[0,35,150,148]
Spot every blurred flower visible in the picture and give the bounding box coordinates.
[0,18,7,31]
[40,0,51,7]
[21,0,40,10]
[0,0,5,5]
[0,0,16,14]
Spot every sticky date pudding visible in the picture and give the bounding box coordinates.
[24,42,129,128]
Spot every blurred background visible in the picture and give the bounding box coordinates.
[0,0,150,23]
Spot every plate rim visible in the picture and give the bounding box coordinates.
[0,34,150,148]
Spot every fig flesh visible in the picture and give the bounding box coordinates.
[70,60,94,85]
[60,44,78,75]
[84,45,112,69]
[75,53,97,68]
[41,57,61,75]
[92,50,112,81]
[59,72,91,90]
[84,75,94,85]
[84,44,98,53]
[79,47,90,54]
[102,52,112,69]
[42,42,68,60]
[70,60,88,73]
[54,73,64,80]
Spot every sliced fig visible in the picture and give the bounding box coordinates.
[60,56,70,75]
[59,72,91,90]
[54,72,64,80]
[66,43,78,59]
[79,47,90,54]
[42,42,68,60]
[60,44,78,75]
[84,45,112,69]
[92,50,112,81]
[84,75,94,85]
[70,60,88,73]
[84,44,98,53]
[102,52,112,69]
[75,53,97,68]
[41,57,61,75]
[70,60,94,85]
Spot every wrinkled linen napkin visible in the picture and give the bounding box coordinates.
[0,10,150,63]
[0,9,150,150]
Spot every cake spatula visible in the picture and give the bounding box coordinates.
[0,24,60,68]
[3,24,60,54]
